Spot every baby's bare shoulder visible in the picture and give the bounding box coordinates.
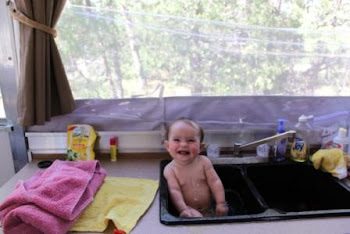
[198,155,215,170]
[198,155,212,164]
[163,161,175,177]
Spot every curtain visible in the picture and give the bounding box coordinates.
[14,0,75,126]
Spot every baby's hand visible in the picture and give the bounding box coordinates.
[179,207,203,218]
[216,202,228,216]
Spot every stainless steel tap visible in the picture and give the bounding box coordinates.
[233,130,296,157]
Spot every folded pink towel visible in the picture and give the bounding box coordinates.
[0,160,106,234]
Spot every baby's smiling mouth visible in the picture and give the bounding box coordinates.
[177,150,189,155]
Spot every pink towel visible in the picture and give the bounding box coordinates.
[0,160,106,234]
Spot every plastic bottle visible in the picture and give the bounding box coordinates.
[110,137,118,162]
[290,115,313,162]
[332,127,350,153]
[273,119,288,162]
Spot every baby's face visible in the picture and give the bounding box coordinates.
[165,121,204,164]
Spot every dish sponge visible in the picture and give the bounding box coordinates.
[311,148,348,179]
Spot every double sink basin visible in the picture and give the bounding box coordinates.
[159,159,350,224]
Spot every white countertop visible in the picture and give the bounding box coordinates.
[1,156,350,234]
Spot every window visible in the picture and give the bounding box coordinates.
[22,1,350,156]
[28,0,350,134]
[0,92,5,118]
[56,0,350,99]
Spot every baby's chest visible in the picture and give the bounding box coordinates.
[176,170,207,187]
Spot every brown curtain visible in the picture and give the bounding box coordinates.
[15,0,75,126]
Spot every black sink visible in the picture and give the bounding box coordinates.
[245,163,350,213]
[159,159,350,225]
[159,160,266,224]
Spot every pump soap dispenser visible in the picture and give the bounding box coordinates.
[273,119,288,162]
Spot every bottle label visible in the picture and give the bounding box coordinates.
[291,138,308,161]
[332,142,343,150]
[277,138,287,154]
[332,142,349,153]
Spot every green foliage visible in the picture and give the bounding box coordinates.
[56,0,350,98]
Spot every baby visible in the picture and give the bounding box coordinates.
[163,117,228,218]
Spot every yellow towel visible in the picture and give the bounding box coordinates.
[311,148,348,179]
[71,177,158,233]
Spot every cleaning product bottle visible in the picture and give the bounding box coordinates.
[291,115,313,162]
[273,119,288,162]
[110,137,118,162]
[332,127,350,153]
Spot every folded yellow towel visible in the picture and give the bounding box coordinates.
[71,177,158,233]
[311,148,348,179]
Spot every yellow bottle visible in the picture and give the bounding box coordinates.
[290,115,312,162]
[110,137,118,162]
[290,138,308,162]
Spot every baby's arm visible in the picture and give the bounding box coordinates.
[163,165,203,218]
[202,156,228,216]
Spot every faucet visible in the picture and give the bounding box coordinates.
[232,130,296,157]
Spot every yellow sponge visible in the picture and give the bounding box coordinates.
[311,148,348,179]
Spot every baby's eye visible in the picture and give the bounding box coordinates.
[172,138,180,142]
[188,139,196,143]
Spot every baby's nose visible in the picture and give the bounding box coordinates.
[180,140,188,146]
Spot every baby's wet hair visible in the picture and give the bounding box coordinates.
[165,117,204,142]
